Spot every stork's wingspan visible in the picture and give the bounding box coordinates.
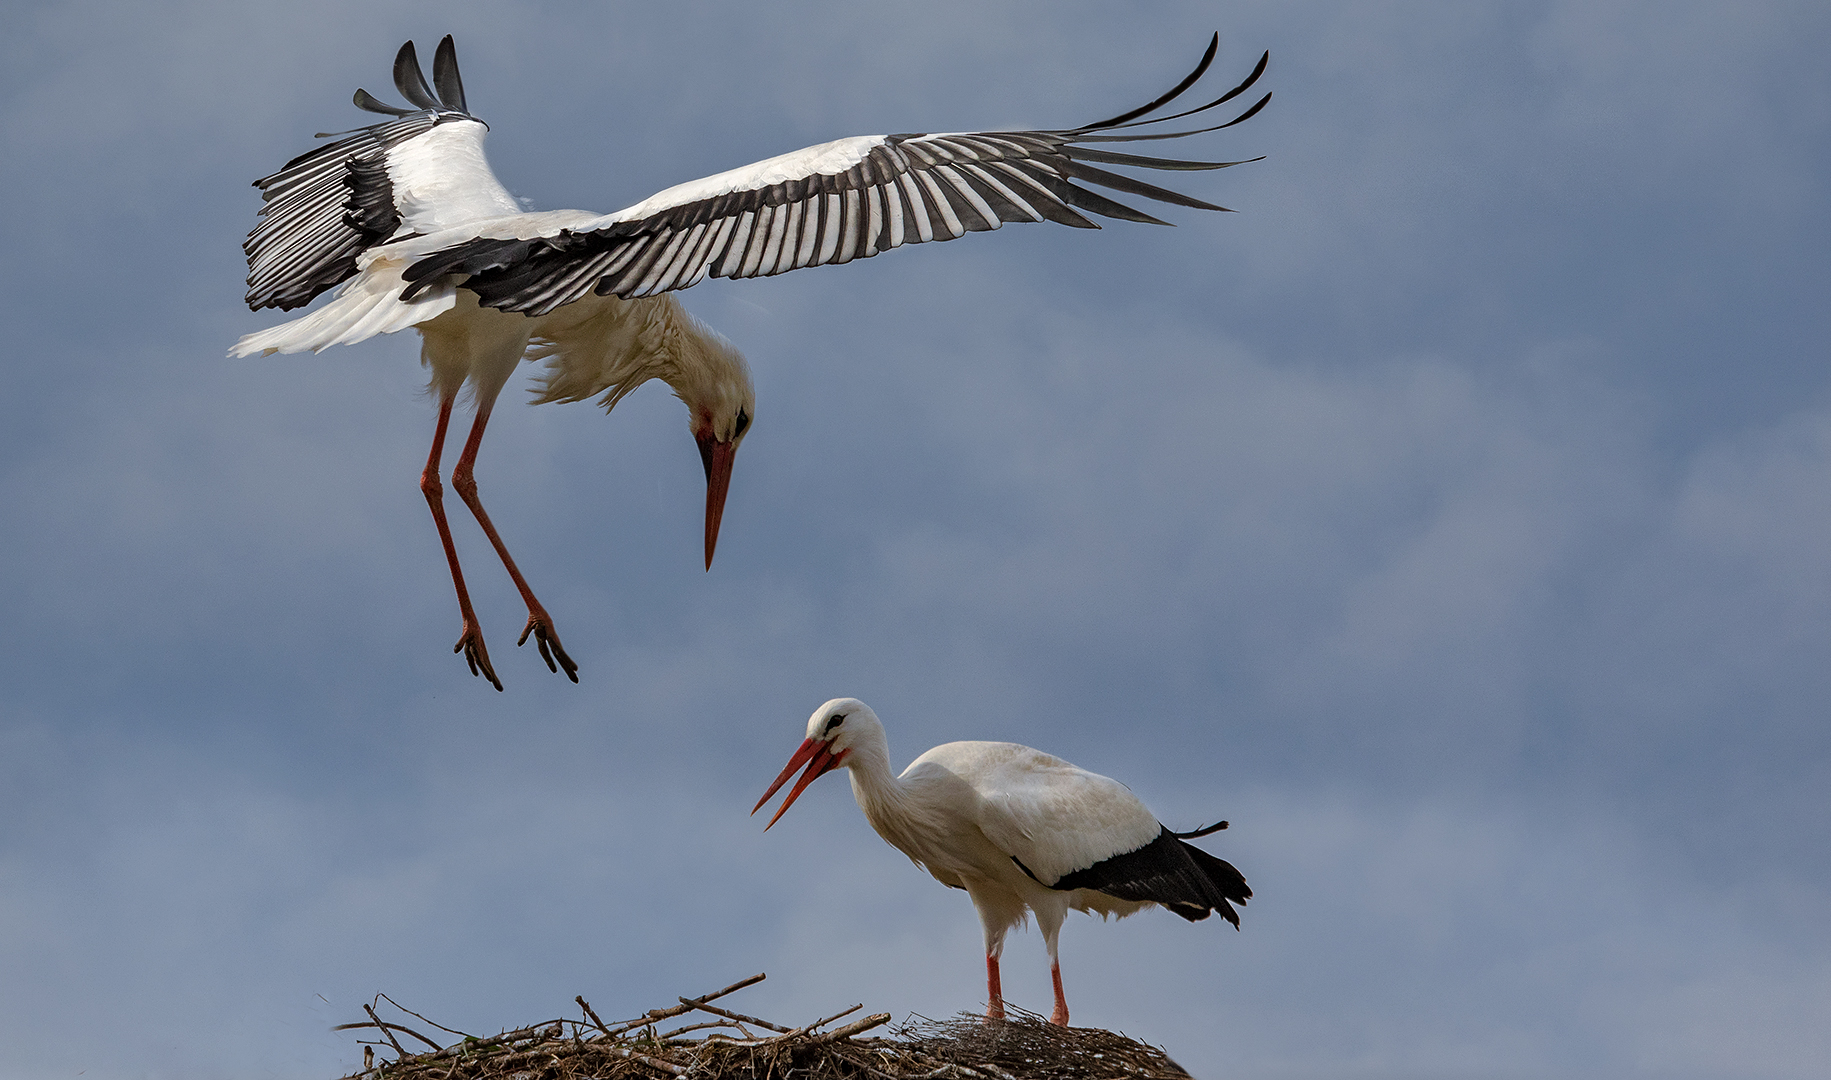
[399,36,1270,316]
[244,37,513,311]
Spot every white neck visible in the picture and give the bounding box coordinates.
[841,728,939,860]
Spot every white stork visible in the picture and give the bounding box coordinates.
[754,698,1249,1028]
[233,36,1269,689]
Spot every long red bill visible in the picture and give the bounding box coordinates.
[753,738,846,830]
[698,436,738,571]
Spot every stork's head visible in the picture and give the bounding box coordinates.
[752,697,880,829]
[668,325,755,571]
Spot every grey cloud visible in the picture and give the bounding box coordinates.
[1,2,1827,1079]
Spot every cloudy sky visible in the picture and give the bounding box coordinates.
[2,2,1827,1077]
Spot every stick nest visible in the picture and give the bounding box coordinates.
[336,973,1192,1080]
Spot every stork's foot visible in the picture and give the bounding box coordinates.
[454,621,503,691]
[1048,1006,1069,1027]
[517,611,579,683]
[985,1003,1006,1023]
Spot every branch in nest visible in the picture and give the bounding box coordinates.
[681,997,793,1033]
[603,972,766,1037]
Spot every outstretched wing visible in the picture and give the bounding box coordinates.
[401,35,1271,317]
[244,37,516,311]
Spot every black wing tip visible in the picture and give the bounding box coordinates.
[1221,92,1272,130]
[351,38,474,121]
[393,39,443,111]
[432,35,467,113]
[1074,31,1222,132]
[1066,40,1271,141]
[352,87,412,117]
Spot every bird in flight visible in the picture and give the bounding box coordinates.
[234,35,1269,690]
[755,698,1250,1027]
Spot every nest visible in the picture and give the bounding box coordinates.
[336,973,1193,1080]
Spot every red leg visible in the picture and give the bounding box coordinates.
[421,394,501,691]
[449,399,579,682]
[1048,960,1069,1027]
[985,953,1006,1022]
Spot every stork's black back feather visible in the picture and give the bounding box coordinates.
[1046,826,1250,927]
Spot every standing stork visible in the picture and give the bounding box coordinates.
[754,698,1250,1027]
[234,35,1270,689]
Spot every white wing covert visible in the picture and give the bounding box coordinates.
[243,37,513,311]
[908,741,1162,887]
[399,36,1270,316]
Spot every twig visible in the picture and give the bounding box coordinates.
[658,1019,742,1039]
[804,1013,892,1047]
[682,999,793,1034]
[768,1002,864,1043]
[363,1004,408,1058]
[378,993,474,1039]
[604,973,766,1037]
[576,995,611,1036]
[603,1043,687,1076]
[810,1003,865,1031]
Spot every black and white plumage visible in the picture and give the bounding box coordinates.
[233,34,1268,690]
[397,36,1269,315]
[754,699,1250,1027]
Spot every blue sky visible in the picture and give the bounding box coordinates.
[1,2,1827,1078]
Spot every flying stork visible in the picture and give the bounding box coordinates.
[233,35,1270,690]
[754,698,1250,1027]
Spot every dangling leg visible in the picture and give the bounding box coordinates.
[449,397,580,682]
[421,392,501,691]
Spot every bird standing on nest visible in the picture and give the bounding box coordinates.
[755,698,1250,1027]
[234,35,1269,689]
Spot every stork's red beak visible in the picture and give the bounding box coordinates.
[697,435,738,571]
[753,737,847,830]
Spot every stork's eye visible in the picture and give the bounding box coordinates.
[734,409,750,438]
[824,714,846,733]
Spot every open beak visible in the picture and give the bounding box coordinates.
[752,737,847,830]
[697,435,738,571]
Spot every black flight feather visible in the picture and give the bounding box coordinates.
[392,41,443,112]
[1090,50,1269,134]
[1074,32,1219,132]
[1058,158,1230,212]
[1044,826,1250,928]
[353,88,412,117]
[1170,820,1229,839]
[1061,146,1253,171]
[432,36,467,113]
[1068,92,1272,143]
